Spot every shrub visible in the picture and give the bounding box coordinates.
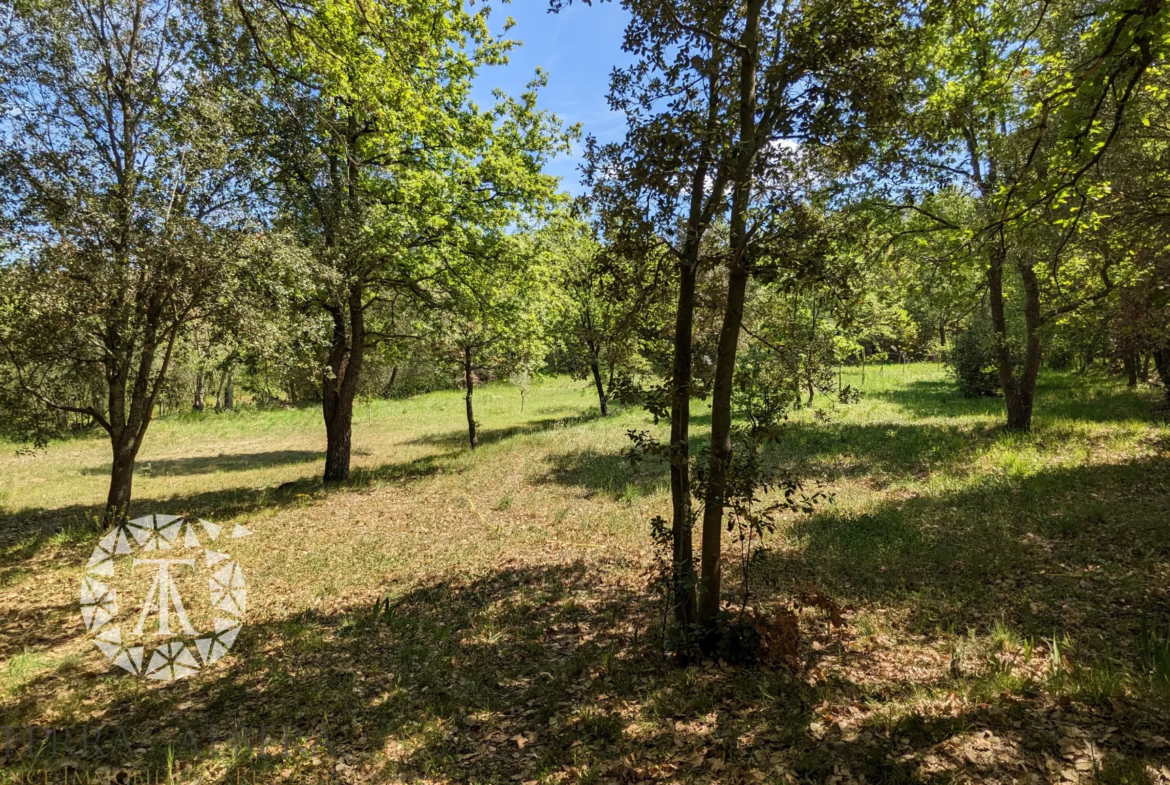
[946,319,1002,397]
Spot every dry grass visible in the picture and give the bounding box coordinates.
[1,366,1169,784]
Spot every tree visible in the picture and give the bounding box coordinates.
[574,0,739,641]
[569,0,914,641]
[233,0,569,480]
[545,213,660,417]
[425,232,550,449]
[0,0,261,526]
[902,0,1168,430]
[689,0,915,636]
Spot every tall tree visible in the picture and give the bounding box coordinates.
[904,0,1168,430]
[232,0,569,480]
[576,0,737,641]
[0,0,260,526]
[690,0,914,634]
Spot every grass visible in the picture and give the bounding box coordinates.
[1,364,1169,784]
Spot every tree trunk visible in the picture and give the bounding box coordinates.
[697,263,749,632]
[939,320,947,347]
[324,407,352,481]
[669,262,698,634]
[1124,351,1139,388]
[1154,347,1170,402]
[1015,262,1044,428]
[464,345,478,449]
[322,287,365,483]
[193,371,205,412]
[590,361,610,417]
[696,0,762,638]
[223,370,234,410]
[104,434,139,528]
[987,238,1041,430]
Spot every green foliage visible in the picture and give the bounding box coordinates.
[946,319,1003,398]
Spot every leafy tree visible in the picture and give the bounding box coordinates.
[0,0,262,526]
[425,231,551,449]
[690,0,915,636]
[573,0,739,640]
[903,0,1167,430]
[231,0,570,480]
[544,214,661,417]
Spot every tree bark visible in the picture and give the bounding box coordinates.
[987,236,1041,430]
[193,371,205,412]
[697,0,762,637]
[464,345,478,449]
[590,361,610,417]
[223,370,234,410]
[669,262,698,633]
[939,320,947,347]
[1014,262,1044,428]
[659,37,732,648]
[697,263,749,631]
[1154,347,1170,402]
[322,286,365,483]
[1124,351,1139,388]
[104,434,139,528]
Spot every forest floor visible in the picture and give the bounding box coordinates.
[2,364,1169,784]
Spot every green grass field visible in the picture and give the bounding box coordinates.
[2,364,1169,784]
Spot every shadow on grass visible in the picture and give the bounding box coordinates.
[871,374,1161,424]
[7,559,1168,783]
[0,452,459,565]
[757,454,1170,665]
[78,450,326,477]
[538,418,980,498]
[406,412,607,449]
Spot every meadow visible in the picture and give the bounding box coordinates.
[1,364,1169,784]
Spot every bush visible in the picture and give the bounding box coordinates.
[946,319,1002,397]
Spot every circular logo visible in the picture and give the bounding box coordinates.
[79,514,251,681]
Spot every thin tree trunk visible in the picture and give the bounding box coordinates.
[1015,262,1044,428]
[987,236,1039,430]
[464,345,478,449]
[697,263,749,632]
[193,371,205,412]
[590,361,610,417]
[1154,347,1170,402]
[697,0,762,637]
[224,370,234,410]
[669,262,698,634]
[661,40,731,649]
[939,320,947,347]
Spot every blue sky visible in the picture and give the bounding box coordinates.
[473,0,633,195]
